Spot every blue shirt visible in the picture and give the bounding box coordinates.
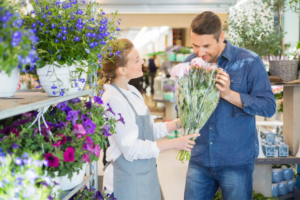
[184,40,276,167]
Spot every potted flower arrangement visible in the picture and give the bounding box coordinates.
[166,45,179,61]
[0,151,55,200]
[70,185,114,200]
[176,47,192,62]
[163,85,175,100]
[0,97,123,192]
[22,0,122,96]
[0,0,38,97]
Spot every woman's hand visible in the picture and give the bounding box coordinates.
[172,133,200,152]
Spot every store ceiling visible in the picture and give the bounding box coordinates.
[80,0,238,14]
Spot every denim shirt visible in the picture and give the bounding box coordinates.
[184,40,276,167]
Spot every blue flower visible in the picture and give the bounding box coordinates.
[51,23,56,28]
[57,33,62,38]
[74,36,80,42]
[62,30,68,34]
[93,42,98,46]
[40,22,44,27]
[73,0,77,4]
[77,18,83,24]
[55,39,59,43]
[86,32,91,37]
[117,27,120,31]
[0,181,4,188]
[51,84,57,89]
[22,152,29,158]
[46,5,49,10]
[15,157,23,165]
[58,55,61,60]
[81,78,85,83]
[63,36,67,41]
[32,23,37,28]
[102,12,105,15]
[89,42,94,49]
[100,40,106,45]
[98,53,102,59]
[77,9,83,15]
[85,49,90,54]
[12,143,19,149]
[71,16,75,20]
[82,0,85,3]
[53,91,56,95]
[58,14,61,18]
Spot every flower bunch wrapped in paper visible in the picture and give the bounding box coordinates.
[170,58,221,162]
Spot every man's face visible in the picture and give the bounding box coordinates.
[190,31,224,63]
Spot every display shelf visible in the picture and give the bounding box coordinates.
[271,82,300,86]
[256,120,283,126]
[0,89,92,120]
[255,156,300,164]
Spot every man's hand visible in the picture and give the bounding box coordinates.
[215,70,232,98]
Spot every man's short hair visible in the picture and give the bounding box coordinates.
[190,11,222,42]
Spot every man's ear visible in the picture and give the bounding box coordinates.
[220,31,225,43]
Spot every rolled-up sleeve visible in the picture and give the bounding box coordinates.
[240,56,276,117]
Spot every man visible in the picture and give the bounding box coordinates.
[148,55,157,94]
[184,11,276,200]
[160,55,172,78]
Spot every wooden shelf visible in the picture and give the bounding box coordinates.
[0,89,92,120]
[255,156,300,165]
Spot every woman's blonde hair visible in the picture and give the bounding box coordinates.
[101,38,134,84]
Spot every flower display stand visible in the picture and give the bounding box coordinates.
[0,89,98,200]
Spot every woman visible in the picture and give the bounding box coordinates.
[101,38,199,200]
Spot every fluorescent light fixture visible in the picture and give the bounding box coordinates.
[134,26,148,41]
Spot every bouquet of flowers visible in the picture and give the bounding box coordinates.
[170,57,220,163]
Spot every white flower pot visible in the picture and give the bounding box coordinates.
[37,61,87,96]
[60,162,88,191]
[0,68,20,97]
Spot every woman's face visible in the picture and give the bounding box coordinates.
[124,47,144,79]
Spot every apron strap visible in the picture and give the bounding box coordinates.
[110,82,138,116]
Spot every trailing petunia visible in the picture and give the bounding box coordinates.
[44,153,59,167]
[63,147,75,162]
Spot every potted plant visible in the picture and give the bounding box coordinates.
[262,0,300,82]
[163,85,175,100]
[0,97,123,192]
[0,151,55,200]
[22,0,122,96]
[176,47,192,62]
[70,185,114,200]
[166,45,179,61]
[229,0,299,82]
[0,0,38,97]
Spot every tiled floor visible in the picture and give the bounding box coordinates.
[98,91,188,200]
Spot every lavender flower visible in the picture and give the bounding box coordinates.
[66,111,78,125]
[105,103,115,115]
[83,119,96,134]
[102,124,111,137]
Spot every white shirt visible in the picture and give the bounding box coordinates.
[102,84,170,194]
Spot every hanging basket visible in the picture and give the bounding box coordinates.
[37,61,87,96]
[0,67,20,97]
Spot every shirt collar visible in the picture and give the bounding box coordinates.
[220,39,233,62]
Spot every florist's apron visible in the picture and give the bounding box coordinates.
[110,82,161,200]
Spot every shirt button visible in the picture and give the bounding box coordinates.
[243,104,246,106]
[231,80,233,82]
[210,127,213,130]
[210,142,213,145]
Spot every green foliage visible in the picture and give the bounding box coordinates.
[0,152,54,200]
[177,47,192,54]
[71,186,111,200]
[213,190,277,200]
[228,0,282,58]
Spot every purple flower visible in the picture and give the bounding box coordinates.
[57,33,62,38]
[66,111,78,125]
[94,191,104,200]
[55,39,59,43]
[83,144,100,157]
[57,102,66,110]
[63,36,67,41]
[85,101,92,109]
[70,98,81,104]
[63,147,75,162]
[94,96,103,104]
[44,153,59,167]
[81,114,89,123]
[73,124,86,138]
[51,23,56,28]
[81,153,90,163]
[15,157,22,165]
[105,103,115,115]
[117,113,125,125]
[83,119,96,134]
[12,143,19,149]
[102,124,111,137]
[63,106,72,114]
[74,36,80,42]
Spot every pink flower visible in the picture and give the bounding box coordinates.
[53,134,67,147]
[170,63,190,77]
[83,144,101,157]
[73,124,86,138]
[205,65,218,71]
[81,153,90,163]
[63,147,75,162]
[44,153,60,167]
[191,57,205,68]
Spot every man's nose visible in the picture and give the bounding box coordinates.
[197,48,205,57]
